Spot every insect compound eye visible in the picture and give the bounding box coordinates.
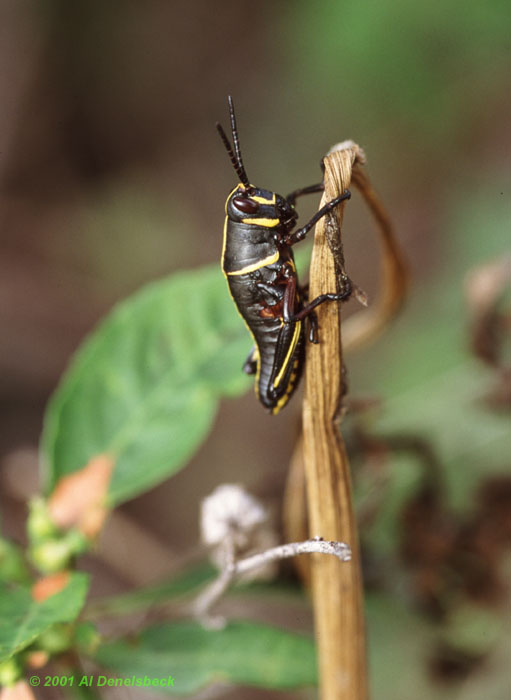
[233,195,260,215]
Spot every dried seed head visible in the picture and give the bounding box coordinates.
[200,484,267,548]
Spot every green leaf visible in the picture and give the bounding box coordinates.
[86,564,216,618]
[87,564,307,620]
[0,573,89,662]
[42,265,252,505]
[95,621,316,694]
[442,605,502,656]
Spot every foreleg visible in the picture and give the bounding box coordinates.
[285,190,351,246]
[286,182,324,207]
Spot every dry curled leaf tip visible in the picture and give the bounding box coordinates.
[353,283,369,307]
[327,140,367,165]
[48,454,115,538]
[32,571,70,602]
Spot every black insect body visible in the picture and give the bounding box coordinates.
[218,97,352,413]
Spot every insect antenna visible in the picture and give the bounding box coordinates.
[215,122,247,185]
[227,96,249,182]
[215,96,251,189]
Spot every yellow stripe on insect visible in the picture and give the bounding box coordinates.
[227,252,280,276]
[224,186,239,215]
[251,193,276,205]
[242,217,280,227]
[272,357,300,414]
[273,321,301,388]
[221,217,229,272]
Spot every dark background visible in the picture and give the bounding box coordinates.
[1,2,509,699]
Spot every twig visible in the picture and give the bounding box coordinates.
[193,538,351,627]
[237,538,351,573]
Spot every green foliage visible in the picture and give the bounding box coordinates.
[36,623,75,655]
[0,657,22,688]
[86,564,215,618]
[282,1,509,144]
[441,605,503,657]
[42,265,251,505]
[367,593,437,700]
[367,592,511,700]
[353,183,510,523]
[26,497,59,542]
[0,573,89,663]
[96,621,317,695]
[26,497,89,574]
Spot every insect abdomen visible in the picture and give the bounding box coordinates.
[257,321,305,413]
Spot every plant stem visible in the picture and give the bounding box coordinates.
[302,142,369,700]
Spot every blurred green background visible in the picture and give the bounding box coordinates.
[0,1,509,699]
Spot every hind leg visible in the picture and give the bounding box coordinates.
[283,275,352,344]
[299,284,318,343]
[242,346,258,375]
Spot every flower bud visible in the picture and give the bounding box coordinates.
[30,539,71,573]
[0,537,30,584]
[0,657,22,687]
[27,497,58,542]
[37,624,73,655]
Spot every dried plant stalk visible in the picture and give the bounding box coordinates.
[302,142,368,700]
[343,162,408,351]
[284,147,407,574]
[282,435,310,584]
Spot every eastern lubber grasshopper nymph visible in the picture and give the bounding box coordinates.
[217,96,352,414]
